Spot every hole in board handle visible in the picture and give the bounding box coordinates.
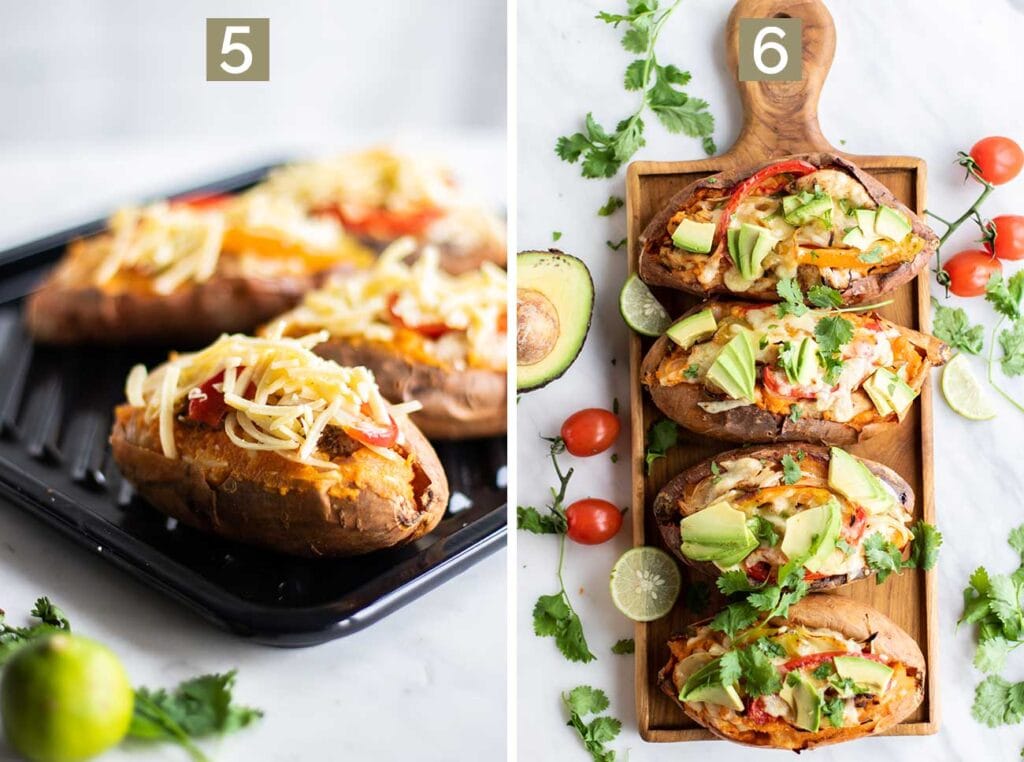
[774,12,792,18]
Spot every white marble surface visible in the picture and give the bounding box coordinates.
[517,1,1024,759]
[0,133,506,761]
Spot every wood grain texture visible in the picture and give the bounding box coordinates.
[626,0,939,744]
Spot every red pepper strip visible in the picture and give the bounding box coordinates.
[746,697,771,725]
[781,650,886,674]
[315,203,443,238]
[187,368,254,427]
[170,192,232,210]
[841,507,868,545]
[714,159,818,247]
[344,403,399,448]
[387,293,451,339]
[745,560,772,584]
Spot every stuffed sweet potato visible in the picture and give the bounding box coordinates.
[641,300,950,445]
[638,153,937,304]
[26,195,372,345]
[658,595,925,750]
[265,239,507,440]
[110,332,448,557]
[653,444,914,589]
[259,147,507,274]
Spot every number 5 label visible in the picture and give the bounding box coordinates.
[206,18,269,81]
[738,18,802,82]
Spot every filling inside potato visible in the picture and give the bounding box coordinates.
[653,165,927,294]
[655,304,936,427]
[669,620,921,736]
[123,332,422,473]
[675,448,913,584]
[269,239,508,372]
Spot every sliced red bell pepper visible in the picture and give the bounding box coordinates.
[316,204,443,238]
[745,560,772,584]
[387,293,451,339]
[781,650,886,674]
[714,159,818,247]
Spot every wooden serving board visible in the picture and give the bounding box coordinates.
[626,0,938,743]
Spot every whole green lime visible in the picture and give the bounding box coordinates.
[1,634,134,762]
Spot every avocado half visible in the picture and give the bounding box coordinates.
[516,250,594,392]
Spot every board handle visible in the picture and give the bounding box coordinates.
[722,0,837,160]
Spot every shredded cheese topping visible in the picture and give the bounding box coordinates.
[270,238,507,371]
[124,332,421,471]
[225,191,347,253]
[94,203,225,294]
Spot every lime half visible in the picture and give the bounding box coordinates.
[942,354,997,421]
[610,547,681,622]
[619,274,671,336]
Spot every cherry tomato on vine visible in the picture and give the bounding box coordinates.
[565,499,623,545]
[991,215,1024,260]
[560,408,620,456]
[970,137,1024,186]
[942,250,1002,297]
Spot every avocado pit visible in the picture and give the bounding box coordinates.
[517,288,559,365]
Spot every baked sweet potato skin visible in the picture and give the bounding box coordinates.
[640,301,950,445]
[109,404,449,557]
[652,443,914,589]
[312,338,506,440]
[657,595,926,750]
[638,153,937,304]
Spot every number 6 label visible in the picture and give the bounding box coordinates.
[206,18,269,81]
[738,18,802,82]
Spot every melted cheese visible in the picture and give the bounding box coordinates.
[124,331,422,472]
[270,239,507,371]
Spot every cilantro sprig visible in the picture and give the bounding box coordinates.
[645,418,679,473]
[556,0,715,179]
[931,298,984,354]
[0,597,71,664]
[863,521,942,584]
[518,438,596,663]
[710,567,809,639]
[563,686,622,762]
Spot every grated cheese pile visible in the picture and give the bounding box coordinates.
[226,191,348,253]
[259,147,460,215]
[124,331,421,471]
[270,238,508,371]
[95,203,225,294]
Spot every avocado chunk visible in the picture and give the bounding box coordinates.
[747,230,777,280]
[679,659,745,711]
[680,501,758,564]
[874,205,912,243]
[833,656,894,693]
[828,447,896,515]
[516,251,594,392]
[855,209,878,239]
[672,219,716,253]
[781,194,802,216]
[862,367,918,418]
[792,337,820,385]
[780,500,841,574]
[707,331,756,401]
[785,193,833,226]
[788,672,823,732]
[667,309,717,349]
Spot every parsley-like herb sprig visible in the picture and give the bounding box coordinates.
[0,597,70,664]
[563,686,622,761]
[556,0,716,179]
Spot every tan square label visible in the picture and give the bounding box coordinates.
[738,18,802,82]
[206,18,269,81]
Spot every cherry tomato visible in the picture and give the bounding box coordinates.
[745,697,771,725]
[386,293,451,339]
[343,417,399,448]
[565,499,623,545]
[942,249,1002,297]
[560,408,621,456]
[991,215,1024,260]
[187,368,253,427]
[744,560,772,584]
[970,137,1024,186]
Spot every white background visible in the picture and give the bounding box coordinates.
[0,2,506,761]
[517,1,1024,760]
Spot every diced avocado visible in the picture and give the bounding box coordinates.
[833,656,894,693]
[841,226,872,249]
[680,660,745,711]
[672,219,716,253]
[874,205,912,243]
[680,501,752,547]
[667,309,717,349]
[711,540,759,569]
[673,652,714,688]
[779,681,796,711]
[747,230,777,279]
[784,194,833,226]
[727,227,741,268]
[707,332,756,402]
[862,367,918,418]
[737,223,762,278]
[789,672,823,732]
[780,500,841,573]
[794,337,820,386]
[781,195,802,216]
[854,209,878,238]
[517,251,594,392]
[828,447,896,515]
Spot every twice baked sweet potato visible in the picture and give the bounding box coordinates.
[653,444,915,590]
[639,153,937,304]
[641,300,950,445]
[110,332,449,557]
[658,595,925,750]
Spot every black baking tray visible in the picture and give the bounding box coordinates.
[0,163,507,646]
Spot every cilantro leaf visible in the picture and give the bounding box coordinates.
[565,685,610,716]
[534,593,596,663]
[776,278,808,317]
[598,196,625,216]
[747,516,779,548]
[814,315,855,355]
[1010,525,1024,560]
[645,418,679,472]
[931,298,984,354]
[824,696,846,728]
[999,320,1024,376]
[986,272,1024,322]
[607,238,627,251]
[908,521,943,571]
[611,638,635,655]
[0,597,73,666]
[973,675,1024,727]
[737,644,782,697]
[807,285,843,309]
[718,650,743,686]
[864,532,904,584]
[975,636,1013,674]
[716,570,759,596]
[517,506,567,534]
[781,454,801,485]
[710,601,760,639]
[563,686,621,762]
[29,597,70,630]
